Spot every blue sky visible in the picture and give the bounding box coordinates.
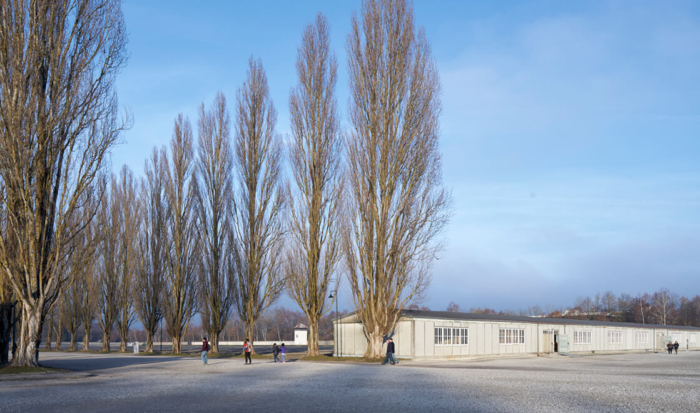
[113,0,700,312]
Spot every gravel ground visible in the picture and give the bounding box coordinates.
[1,351,699,412]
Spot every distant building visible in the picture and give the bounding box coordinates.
[333,309,700,359]
[294,323,308,345]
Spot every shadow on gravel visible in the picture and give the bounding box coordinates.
[39,356,187,372]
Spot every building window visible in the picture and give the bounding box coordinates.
[499,328,525,344]
[635,331,649,344]
[434,327,469,346]
[690,334,697,344]
[574,331,591,345]
[608,331,623,344]
[672,333,682,343]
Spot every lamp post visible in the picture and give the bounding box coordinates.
[329,290,339,359]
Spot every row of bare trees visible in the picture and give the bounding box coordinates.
[443,289,700,328]
[1,0,449,365]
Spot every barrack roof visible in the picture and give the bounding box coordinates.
[399,309,700,331]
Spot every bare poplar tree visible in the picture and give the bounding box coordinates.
[232,58,287,351]
[286,14,343,357]
[135,150,167,353]
[97,185,120,352]
[196,93,237,354]
[44,304,56,350]
[162,115,199,354]
[0,0,129,366]
[80,253,99,352]
[54,297,63,350]
[344,0,450,357]
[61,269,84,351]
[115,166,139,352]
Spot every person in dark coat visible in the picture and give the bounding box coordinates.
[381,338,398,365]
[674,341,680,354]
[272,343,280,363]
[667,341,673,354]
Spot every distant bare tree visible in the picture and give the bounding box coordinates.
[601,291,617,314]
[286,14,344,357]
[196,93,237,355]
[97,184,121,352]
[650,289,678,325]
[343,0,450,358]
[162,115,200,354]
[44,303,55,350]
[135,150,167,353]
[54,297,63,350]
[446,302,460,312]
[80,232,99,352]
[231,58,287,353]
[0,0,129,366]
[61,267,85,351]
[631,293,651,324]
[115,167,139,352]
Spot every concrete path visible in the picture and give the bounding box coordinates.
[2,351,699,412]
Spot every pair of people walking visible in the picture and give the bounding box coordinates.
[381,338,398,365]
[272,343,287,363]
[667,341,680,354]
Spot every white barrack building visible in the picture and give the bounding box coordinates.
[333,310,700,359]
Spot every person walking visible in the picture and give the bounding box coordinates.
[201,338,210,366]
[244,339,253,365]
[674,341,679,355]
[272,343,280,363]
[667,341,673,354]
[382,338,398,365]
[280,343,286,363]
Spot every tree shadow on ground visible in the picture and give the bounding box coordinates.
[39,355,188,372]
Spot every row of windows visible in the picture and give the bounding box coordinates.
[635,332,650,344]
[499,328,525,345]
[574,331,592,344]
[434,328,469,346]
[434,327,526,345]
[434,328,697,346]
[607,331,623,344]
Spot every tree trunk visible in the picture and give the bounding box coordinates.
[306,315,320,357]
[69,334,76,351]
[55,318,62,351]
[44,314,53,350]
[245,322,256,355]
[101,328,111,352]
[0,304,12,365]
[364,328,384,359]
[209,330,219,355]
[119,334,128,352]
[171,333,182,354]
[83,324,92,351]
[145,330,154,353]
[12,307,42,367]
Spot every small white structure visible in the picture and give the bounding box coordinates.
[294,323,308,345]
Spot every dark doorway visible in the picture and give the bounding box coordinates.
[554,333,559,353]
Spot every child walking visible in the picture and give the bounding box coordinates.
[201,338,210,366]
[280,343,286,363]
[244,339,253,365]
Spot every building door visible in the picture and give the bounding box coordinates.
[543,330,557,353]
